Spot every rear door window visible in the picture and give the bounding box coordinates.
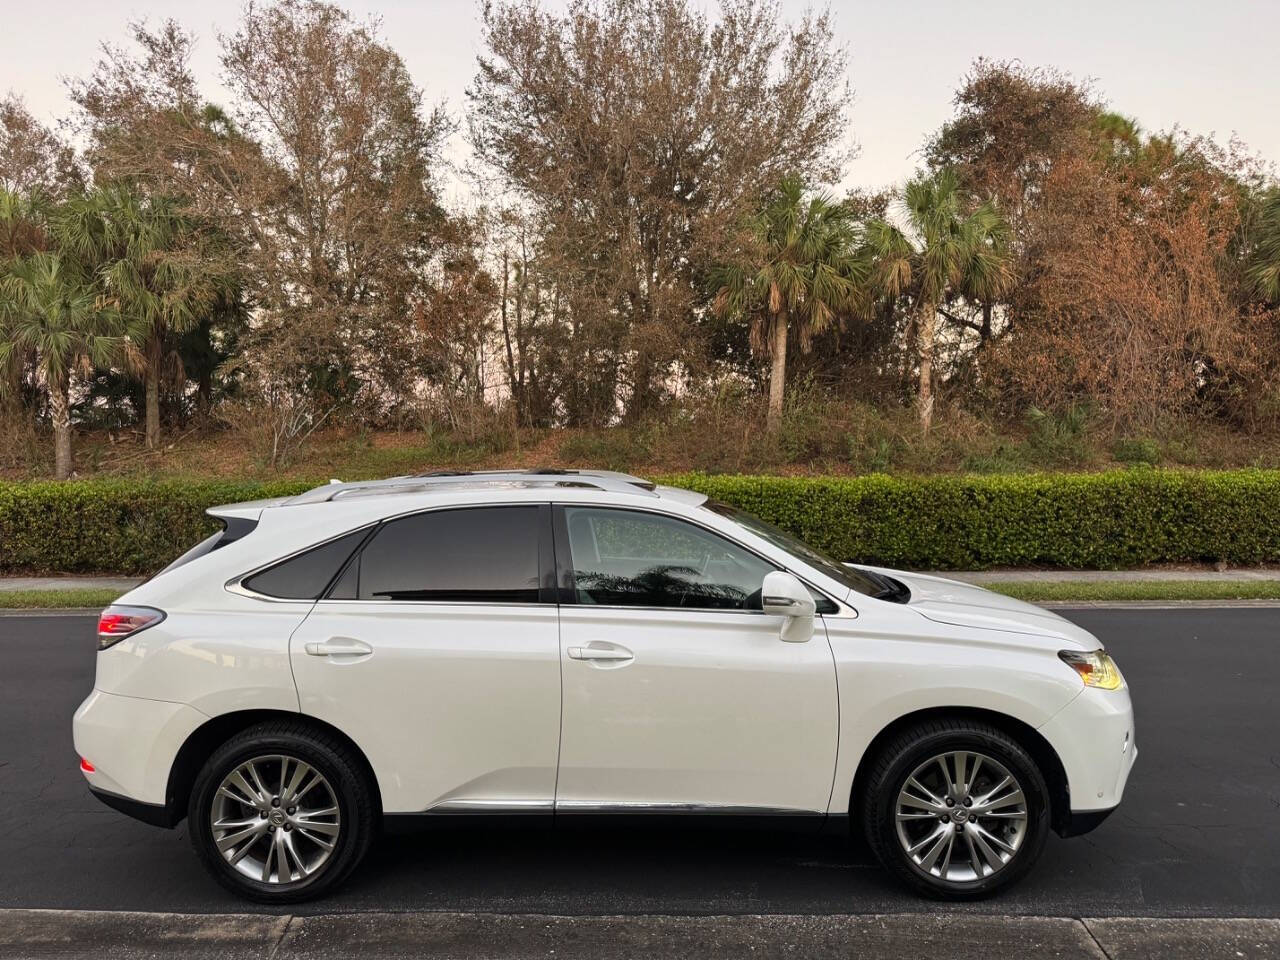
[348,506,542,603]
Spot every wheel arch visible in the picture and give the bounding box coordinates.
[847,706,1072,836]
[164,709,383,826]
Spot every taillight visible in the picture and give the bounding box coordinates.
[97,605,166,650]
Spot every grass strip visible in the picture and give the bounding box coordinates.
[0,588,123,609]
[987,580,1280,602]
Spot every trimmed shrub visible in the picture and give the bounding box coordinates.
[2,469,1279,574]
[658,470,1280,570]
[0,479,312,575]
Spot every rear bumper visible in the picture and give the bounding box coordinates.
[73,689,207,812]
[89,786,179,828]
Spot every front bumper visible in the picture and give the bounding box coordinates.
[73,689,207,818]
[1038,682,1137,826]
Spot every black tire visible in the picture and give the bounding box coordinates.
[860,718,1050,899]
[188,720,376,903]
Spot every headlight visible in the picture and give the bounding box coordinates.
[1058,649,1124,690]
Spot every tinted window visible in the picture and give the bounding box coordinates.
[355,506,541,603]
[563,507,776,610]
[243,528,369,600]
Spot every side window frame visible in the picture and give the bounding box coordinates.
[550,504,838,615]
[318,502,557,606]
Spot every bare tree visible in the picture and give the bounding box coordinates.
[0,96,82,197]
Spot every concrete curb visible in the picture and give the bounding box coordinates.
[1,910,1277,959]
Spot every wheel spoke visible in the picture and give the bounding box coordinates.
[283,762,313,805]
[292,816,339,836]
[296,827,336,851]
[905,777,946,809]
[907,824,949,856]
[973,775,1012,807]
[968,822,1005,871]
[213,816,261,831]
[296,805,338,820]
[937,828,955,878]
[973,788,1024,816]
[951,752,968,799]
[963,829,984,876]
[918,827,953,873]
[215,823,263,852]
[227,771,264,809]
[965,755,983,797]
[973,823,1018,855]
[281,831,309,880]
[244,762,272,804]
[261,832,278,883]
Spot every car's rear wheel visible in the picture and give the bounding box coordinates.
[861,718,1050,899]
[188,721,375,903]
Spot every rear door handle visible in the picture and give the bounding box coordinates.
[304,637,373,658]
[567,643,633,662]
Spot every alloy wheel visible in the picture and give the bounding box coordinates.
[893,749,1028,884]
[210,754,341,884]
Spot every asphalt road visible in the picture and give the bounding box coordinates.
[1,608,1277,919]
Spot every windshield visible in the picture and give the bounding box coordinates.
[704,500,909,602]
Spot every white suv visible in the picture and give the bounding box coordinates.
[73,470,1135,902]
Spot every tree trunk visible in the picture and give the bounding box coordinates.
[145,335,161,449]
[50,379,72,480]
[766,308,788,432]
[917,305,936,435]
[197,369,212,429]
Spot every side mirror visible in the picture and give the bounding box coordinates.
[761,571,816,643]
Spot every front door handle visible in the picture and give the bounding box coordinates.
[567,643,633,662]
[304,637,373,658]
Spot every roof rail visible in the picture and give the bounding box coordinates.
[285,469,658,505]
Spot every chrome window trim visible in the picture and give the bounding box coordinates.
[226,498,850,616]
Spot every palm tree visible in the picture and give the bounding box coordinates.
[862,170,1012,434]
[1249,189,1280,304]
[0,252,117,478]
[58,186,227,448]
[714,176,866,431]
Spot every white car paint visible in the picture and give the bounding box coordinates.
[73,472,1135,836]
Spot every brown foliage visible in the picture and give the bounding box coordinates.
[991,138,1278,427]
[469,0,852,422]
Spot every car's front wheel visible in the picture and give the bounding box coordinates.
[188,721,376,903]
[861,718,1050,899]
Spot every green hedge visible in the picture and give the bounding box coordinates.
[2,469,1279,574]
[0,479,311,575]
[662,470,1280,570]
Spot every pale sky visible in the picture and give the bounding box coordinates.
[2,0,1277,203]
